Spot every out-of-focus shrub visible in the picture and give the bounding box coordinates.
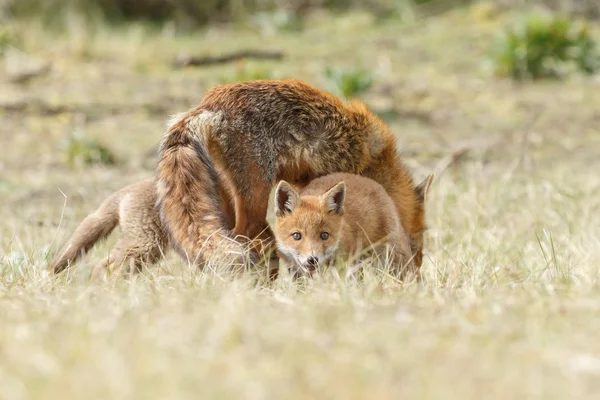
[219,64,273,84]
[324,66,374,98]
[0,25,18,55]
[495,13,600,80]
[63,129,116,167]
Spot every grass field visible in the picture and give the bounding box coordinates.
[1,4,600,399]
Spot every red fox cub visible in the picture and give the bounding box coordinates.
[273,173,415,277]
[49,178,168,277]
[157,79,433,269]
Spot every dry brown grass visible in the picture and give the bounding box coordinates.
[1,5,600,399]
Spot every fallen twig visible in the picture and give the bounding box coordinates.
[173,50,284,68]
[8,62,51,84]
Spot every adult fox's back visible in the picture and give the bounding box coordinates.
[156,79,432,266]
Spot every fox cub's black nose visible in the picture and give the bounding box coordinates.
[307,257,318,267]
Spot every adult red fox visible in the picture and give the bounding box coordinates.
[154,79,432,267]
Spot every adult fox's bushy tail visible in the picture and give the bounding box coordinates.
[156,113,241,265]
[50,191,120,273]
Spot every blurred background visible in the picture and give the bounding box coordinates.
[0,0,599,264]
[2,3,600,397]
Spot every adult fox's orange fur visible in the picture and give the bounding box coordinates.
[273,173,415,277]
[157,79,433,267]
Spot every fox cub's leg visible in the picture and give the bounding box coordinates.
[90,242,129,281]
[386,232,417,280]
[90,256,112,282]
[90,237,166,280]
[90,202,167,280]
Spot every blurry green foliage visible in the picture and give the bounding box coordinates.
[325,66,374,98]
[496,13,600,80]
[219,64,273,84]
[0,26,18,55]
[63,130,117,167]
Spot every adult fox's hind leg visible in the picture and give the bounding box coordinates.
[225,163,274,256]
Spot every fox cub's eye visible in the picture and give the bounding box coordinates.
[320,232,329,240]
[292,232,302,241]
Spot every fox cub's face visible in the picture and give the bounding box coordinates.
[274,180,346,276]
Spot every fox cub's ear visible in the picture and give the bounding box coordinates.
[275,181,300,217]
[415,174,434,204]
[323,181,346,215]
